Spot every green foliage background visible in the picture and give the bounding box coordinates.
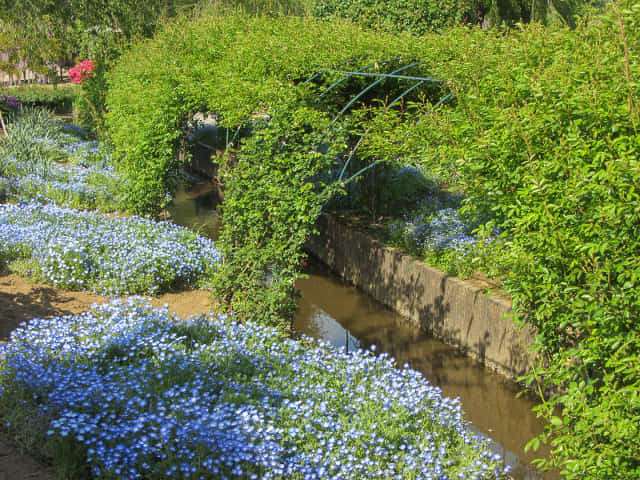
[312,0,492,33]
[310,0,604,33]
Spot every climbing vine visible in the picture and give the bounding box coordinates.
[106,11,442,323]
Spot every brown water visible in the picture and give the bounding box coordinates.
[169,182,223,238]
[169,183,555,480]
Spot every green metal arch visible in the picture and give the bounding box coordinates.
[306,59,453,184]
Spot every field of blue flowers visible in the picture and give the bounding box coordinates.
[0,202,220,295]
[0,109,220,297]
[368,184,497,278]
[0,109,127,212]
[0,297,508,479]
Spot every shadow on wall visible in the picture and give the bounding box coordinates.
[306,214,536,380]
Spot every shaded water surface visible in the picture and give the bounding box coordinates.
[170,183,554,480]
[170,182,223,238]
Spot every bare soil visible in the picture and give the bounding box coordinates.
[0,272,215,479]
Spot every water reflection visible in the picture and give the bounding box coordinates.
[301,305,362,352]
[169,182,222,238]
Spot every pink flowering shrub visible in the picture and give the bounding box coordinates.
[68,59,102,131]
[68,60,96,84]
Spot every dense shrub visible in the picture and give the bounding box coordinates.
[198,0,313,16]
[0,297,508,479]
[312,0,491,34]
[209,99,338,326]
[71,30,128,134]
[311,0,603,33]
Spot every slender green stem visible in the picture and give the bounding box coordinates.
[0,111,7,137]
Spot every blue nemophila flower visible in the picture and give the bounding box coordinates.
[0,298,508,479]
[0,202,221,295]
[0,126,127,211]
[383,189,500,277]
[399,208,477,254]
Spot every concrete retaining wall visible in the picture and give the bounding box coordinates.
[306,214,536,380]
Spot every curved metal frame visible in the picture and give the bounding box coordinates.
[306,59,452,185]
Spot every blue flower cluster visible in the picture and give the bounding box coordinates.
[0,202,220,295]
[392,207,477,254]
[0,297,508,479]
[382,192,498,277]
[0,129,127,211]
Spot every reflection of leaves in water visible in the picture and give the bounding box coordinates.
[170,185,223,240]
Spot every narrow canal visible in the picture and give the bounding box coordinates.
[169,182,554,480]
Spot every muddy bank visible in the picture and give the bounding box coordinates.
[0,272,215,343]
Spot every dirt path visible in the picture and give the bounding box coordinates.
[0,272,215,479]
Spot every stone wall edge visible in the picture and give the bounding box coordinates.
[306,213,536,381]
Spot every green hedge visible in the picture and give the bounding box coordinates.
[105,13,436,214]
[310,0,604,34]
[330,9,640,476]
[312,0,492,34]
[1,85,79,114]
[410,7,640,479]
[106,6,640,478]
[105,11,443,324]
